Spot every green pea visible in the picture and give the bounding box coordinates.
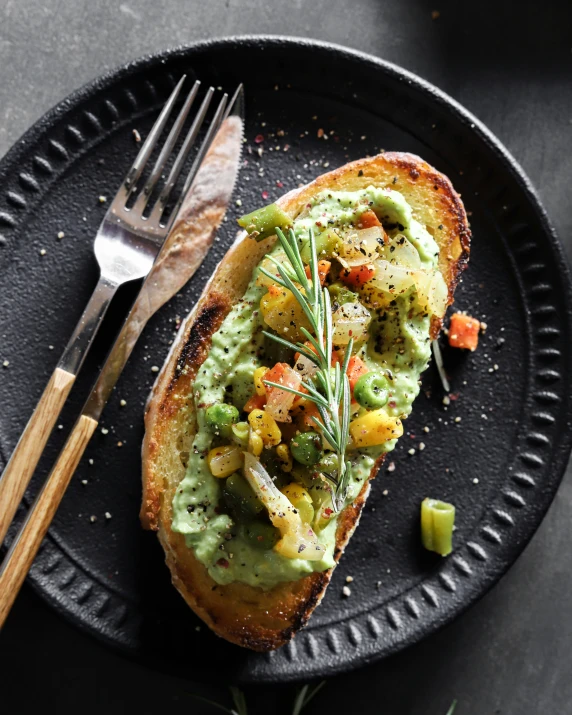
[206,402,239,438]
[318,452,339,475]
[222,473,264,519]
[243,521,280,551]
[354,372,389,410]
[290,431,323,466]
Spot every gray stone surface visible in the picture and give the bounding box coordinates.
[1,1,571,713]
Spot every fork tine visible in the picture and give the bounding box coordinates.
[131,79,201,211]
[150,90,229,227]
[123,75,187,193]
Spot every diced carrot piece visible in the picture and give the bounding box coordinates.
[304,260,331,286]
[448,313,480,351]
[268,283,282,297]
[346,355,369,393]
[243,393,267,412]
[358,209,382,229]
[264,362,288,386]
[294,400,322,431]
[340,264,375,289]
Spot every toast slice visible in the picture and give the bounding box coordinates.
[141,152,470,651]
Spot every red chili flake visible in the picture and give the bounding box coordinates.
[276,180,283,188]
[388,400,397,409]
[261,190,269,200]
[449,393,459,401]
[254,134,264,144]
[323,508,333,517]
[216,558,229,568]
[283,144,290,152]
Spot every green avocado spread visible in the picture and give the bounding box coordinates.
[171,186,440,589]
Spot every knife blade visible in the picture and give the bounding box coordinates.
[85,84,244,420]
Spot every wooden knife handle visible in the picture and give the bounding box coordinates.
[0,414,98,628]
[0,367,76,546]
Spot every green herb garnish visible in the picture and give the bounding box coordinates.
[260,227,352,512]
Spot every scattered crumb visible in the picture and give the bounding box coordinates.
[480,322,488,332]
[195,626,201,632]
[57,231,65,239]
[81,480,88,486]
[454,416,462,423]
[423,426,430,433]
[235,199,242,207]
[90,515,97,523]
[442,395,451,406]
[117,441,123,448]
[408,448,416,456]
[387,461,395,473]
[382,489,389,496]
[105,511,112,520]
[101,427,109,435]
[473,478,479,484]
[58,424,63,430]
[120,399,127,407]
[88,459,94,465]
[431,9,440,20]
[317,128,324,138]
[151,365,159,373]
[98,196,107,203]
[376,581,382,589]
[133,128,141,143]
[342,585,352,597]
[418,442,426,451]
[345,575,354,583]
[49,345,54,350]
[2,360,8,368]
[39,248,46,256]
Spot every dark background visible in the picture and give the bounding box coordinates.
[1,1,571,713]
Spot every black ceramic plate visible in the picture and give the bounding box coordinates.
[1,37,571,683]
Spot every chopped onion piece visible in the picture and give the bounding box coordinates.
[415,270,449,317]
[294,352,319,380]
[370,260,417,295]
[432,339,450,392]
[382,233,421,270]
[332,301,371,344]
[339,227,384,267]
[265,364,302,422]
[255,248,291,289]
[243,453,324,560]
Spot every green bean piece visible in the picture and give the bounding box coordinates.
[205,402,239,438]
[222,473,264,519]
[243,521,280,550]
[353,371,389,410]
[290,431,323,466]
[421,498,455,556]
[237,203,292,242]
[328,282,358,307]
[300,228,342,262]
[231,421,250,448]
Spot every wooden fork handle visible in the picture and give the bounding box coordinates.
[0,414,98,627]
[0,367,76,546]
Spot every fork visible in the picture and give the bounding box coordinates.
[0,76,228,546]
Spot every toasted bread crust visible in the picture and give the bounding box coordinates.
[141,152,470,651]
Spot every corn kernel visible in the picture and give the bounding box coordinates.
[281,483,314,524]
[349,409,403,447]
[207,445,243,478]
[260,287,312,341]
[253,366,268,396]
[248,428,264,456]
[248,408,281,447]
[276,443,293,472]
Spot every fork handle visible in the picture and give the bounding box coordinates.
[0,275,117,548]
[0,367,75,545]
[0,414,98,627]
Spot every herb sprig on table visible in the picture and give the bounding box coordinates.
[260,227,352,512]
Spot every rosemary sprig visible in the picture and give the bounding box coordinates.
[261,227,352,511]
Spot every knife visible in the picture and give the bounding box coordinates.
[0,85,245,626]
